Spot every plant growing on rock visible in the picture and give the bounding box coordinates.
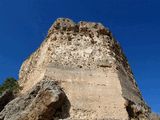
[0,77,20,95]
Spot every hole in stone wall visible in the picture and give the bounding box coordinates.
[68,36,72,41]
[77,65,82,68]
[74,25,79,32]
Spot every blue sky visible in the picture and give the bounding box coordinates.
[0,0,159,113]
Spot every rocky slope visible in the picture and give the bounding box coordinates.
[0,18,154,119]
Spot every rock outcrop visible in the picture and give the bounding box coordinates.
[0,80,69,120]
[0,18,152,119]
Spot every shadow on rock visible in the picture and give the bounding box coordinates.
[54,93,71,119]
[0,80,71,120]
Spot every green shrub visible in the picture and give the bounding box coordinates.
[0,77,20,95]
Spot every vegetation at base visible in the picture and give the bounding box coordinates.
[0,77,21,95]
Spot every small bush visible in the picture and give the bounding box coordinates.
[0,77,20,95]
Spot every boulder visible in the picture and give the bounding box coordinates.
[0,80,69,120]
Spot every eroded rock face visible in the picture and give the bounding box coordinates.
[0,80,68,120]
[150,113,160,120]
[18,18,151,119]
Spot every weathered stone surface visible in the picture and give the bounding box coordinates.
[18,18,151,119]
[0,80,67,120]
[0,90,15,112]
[150,113,160,120]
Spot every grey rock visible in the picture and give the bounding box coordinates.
[0,80,68,120]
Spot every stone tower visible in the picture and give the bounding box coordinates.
[18,18,150,119]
